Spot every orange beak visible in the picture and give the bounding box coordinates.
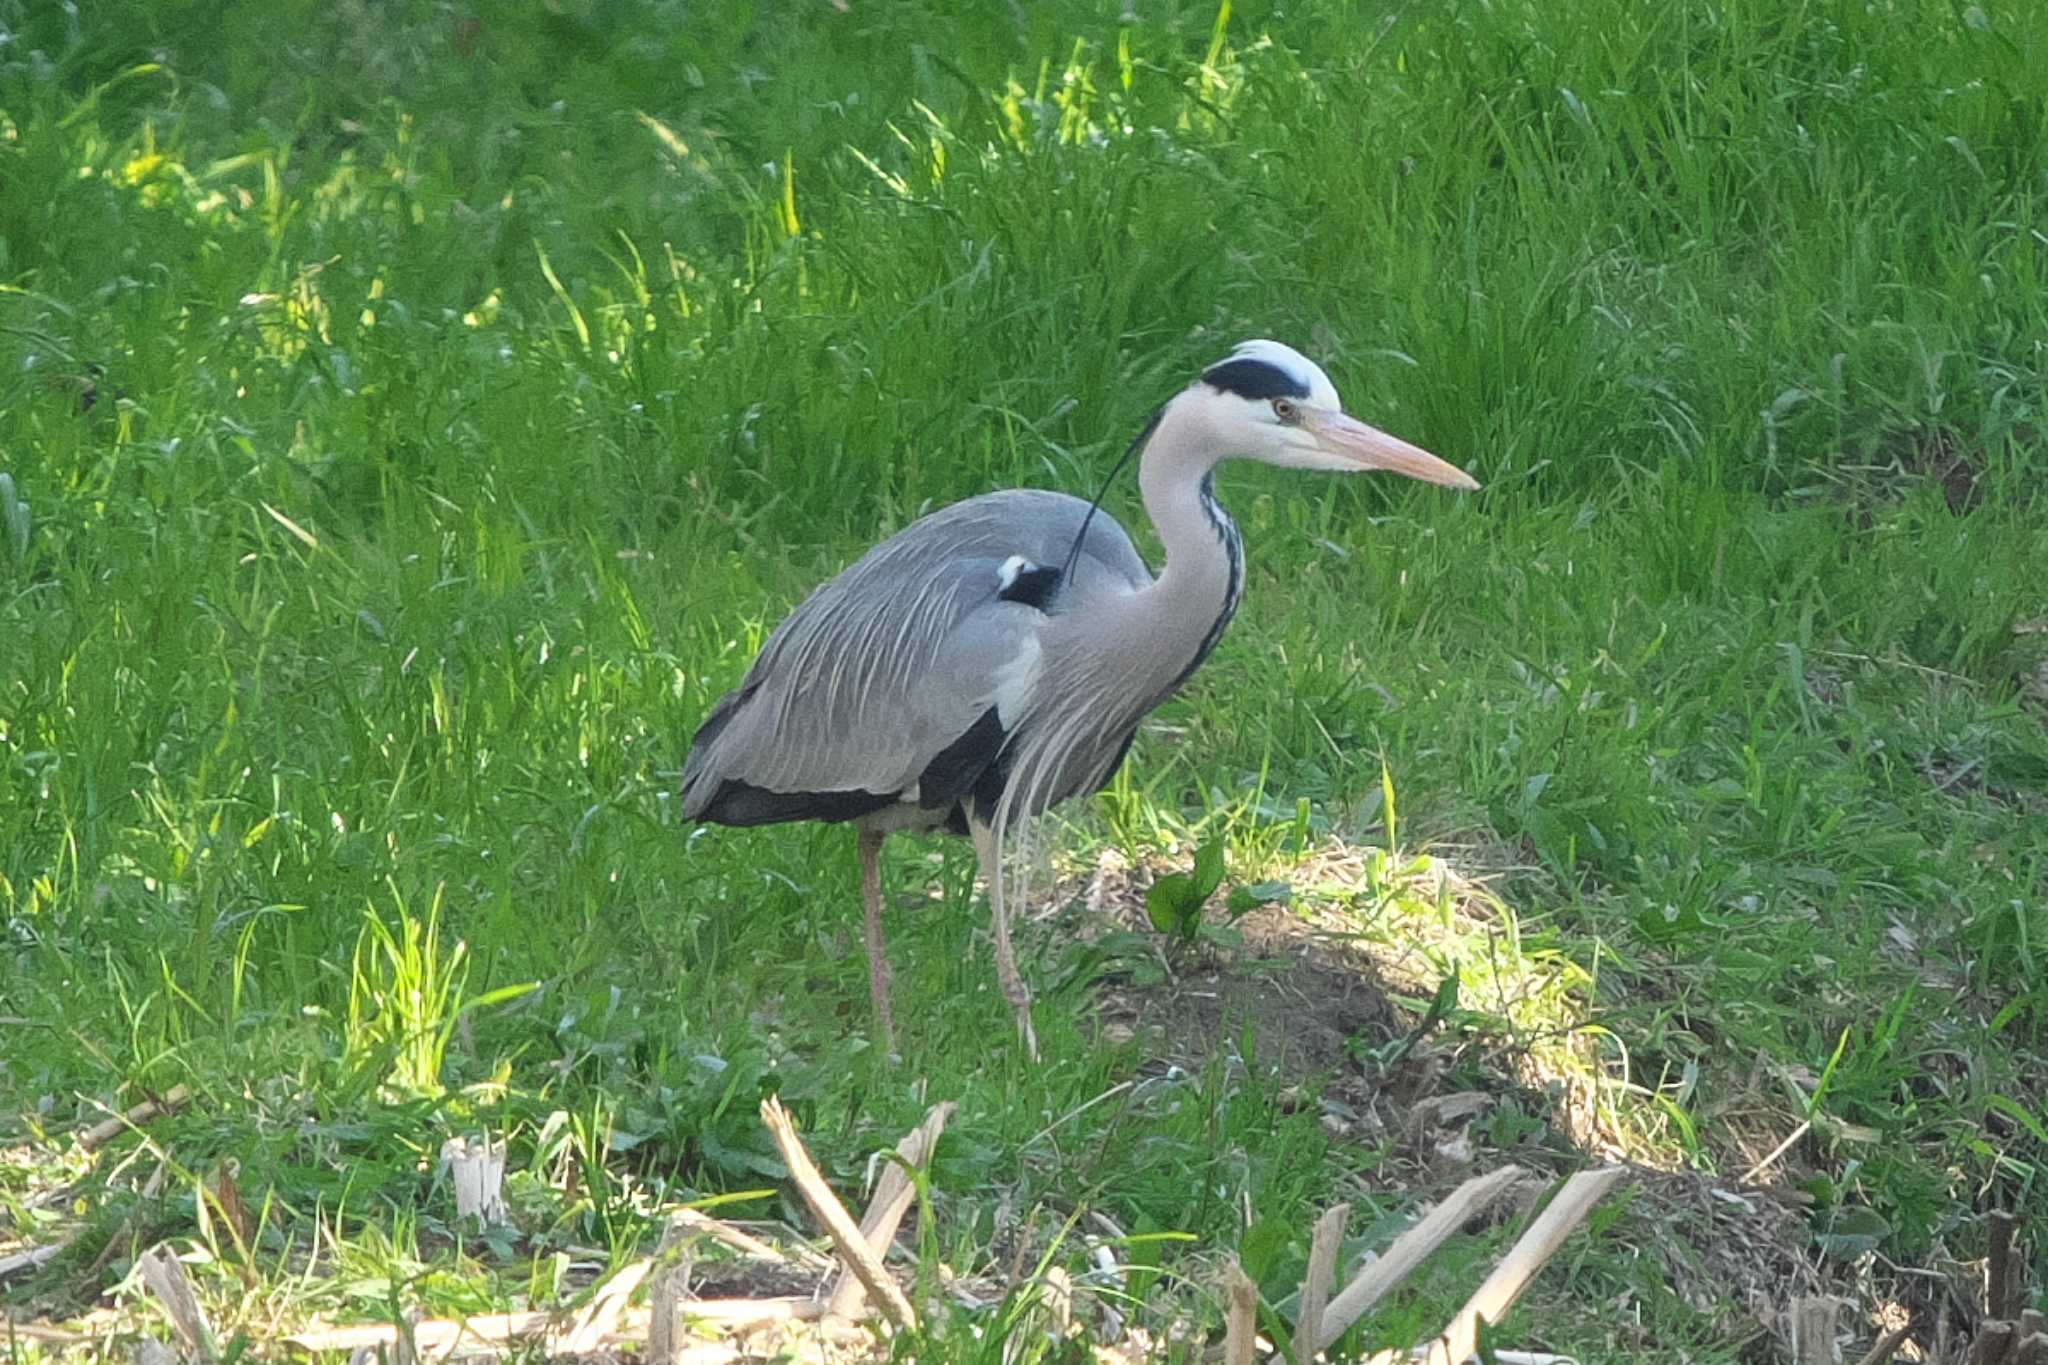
[1312,410,1480,489]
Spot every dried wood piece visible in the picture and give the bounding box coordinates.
[287,1300,816,1355]
[823,1100,956,1319]
[1042,1265,1075,1333]
[211,1158,257,1252]
[0,1238,72,1282]
[393,1306,421,1365]
[1291,1203,1350,1365]
[672,1208,798,1264]
[648,1214,694,1365]
[80,1085,192,1152]
[760,1096,916,1331]
[0,1322,87,1347]
[1310,1165,1523,1357]
[1222,1259,1259,1365]
[563,1257,653,1353]
[1741,1119,1813,1186]
[649,1277,685,1365]
[136,1243,215,1359]
[290,1316,482,1354]
[672,1297,822,1326]
[2008,1333,2048,1365]
[439,1137,509,1229]
[1852,1324,1913,1365]
[1406,1166,1627,1365]
[1792,1296,1843,1365]
[1987,1211,2021,1322]
[1969,1321,2014,1365]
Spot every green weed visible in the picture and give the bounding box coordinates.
[3,0,2045,1358]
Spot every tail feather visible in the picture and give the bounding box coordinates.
[678,683,755,819]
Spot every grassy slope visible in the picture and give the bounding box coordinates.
[2,0,2045,1357]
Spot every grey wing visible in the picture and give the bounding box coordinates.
[679,489,1150,827]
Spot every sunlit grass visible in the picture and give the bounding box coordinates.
[3,0,2046,1358]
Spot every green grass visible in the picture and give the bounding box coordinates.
[3,0,2046,1357]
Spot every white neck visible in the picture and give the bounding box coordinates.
[1140,398,1238,594]
[999,392,1251,829]
[1102,394,1245,703]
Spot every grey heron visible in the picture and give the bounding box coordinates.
[681,340,1477,1058]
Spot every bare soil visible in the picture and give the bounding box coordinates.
[1052,843,1982,1361]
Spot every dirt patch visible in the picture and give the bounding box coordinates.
[1902,427,1987,516]
[1050,841,1636,1160]
[1090,906,1404,1099]
[685,1257,824,1301]
[1918,752,2048,817]
[1046,842,1976,1361]
[1627,1170,1827,1353]
[1836,425,1995,529]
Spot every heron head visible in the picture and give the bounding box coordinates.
[1191,339,1479,489]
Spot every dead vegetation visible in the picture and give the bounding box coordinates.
[4,839,2038,1362]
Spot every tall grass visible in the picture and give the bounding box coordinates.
[3,0,2045,1356]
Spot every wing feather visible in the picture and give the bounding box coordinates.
[680,489,1150,825]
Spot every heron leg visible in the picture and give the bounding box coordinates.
[857,829,897,1057]
[971,819,1039,1061]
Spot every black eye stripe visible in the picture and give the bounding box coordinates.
[1201,357,1311,401]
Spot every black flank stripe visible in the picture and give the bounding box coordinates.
[1091,726,1139,796]
[698,779,897,827]
[918,707,1008,810]
[1159,472,1246,698]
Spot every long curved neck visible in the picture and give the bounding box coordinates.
[1125,396,1245,693]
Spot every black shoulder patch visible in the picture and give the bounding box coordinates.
[697,779,896,827]
[1200,357,1310,401]
[917,707,1007,811]
[996,563,1062,611]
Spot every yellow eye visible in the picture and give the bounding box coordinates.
[1272,398,1299,423]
